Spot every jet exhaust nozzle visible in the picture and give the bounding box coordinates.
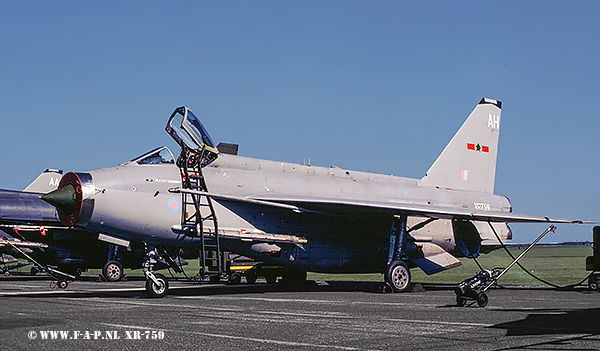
[40,183,79,215]
[40,172,94,227]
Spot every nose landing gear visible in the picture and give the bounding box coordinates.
[143,246,169,298]
[145,273,168,298]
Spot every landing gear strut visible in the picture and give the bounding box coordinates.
[385,215,412,292]
[143,246,168,298]
[103,244,124,282]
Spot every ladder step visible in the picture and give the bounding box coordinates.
[179,163,225,276]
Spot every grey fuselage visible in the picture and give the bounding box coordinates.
[76,149,511,274]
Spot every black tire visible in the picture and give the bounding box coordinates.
[245,271,257,284]
[588,274,599,291]
[58,280,69,289]
[477,293,489,308]
[103,260,124,282]
[456,294,466,307]
[228,272,242,285]
[385,260,411,292]
[145,273,168,298]
[265,274,277,284]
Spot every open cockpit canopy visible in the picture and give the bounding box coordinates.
[165,106,218,167]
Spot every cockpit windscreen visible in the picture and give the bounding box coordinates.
[131,147,175,165]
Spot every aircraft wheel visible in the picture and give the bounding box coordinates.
[456,294,466,307]
[385,260,411,292]
[145,273,168,298]
[58,280,69,289]
[588,274,599,291]
[4,270,10,276]
[265,274,277,284]
[477,293,488,308]
[103,260,124,282]
[245,271,257,284]
[228,272,242,285]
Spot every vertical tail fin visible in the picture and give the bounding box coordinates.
[23,169,63,193]
[420,98,501,193]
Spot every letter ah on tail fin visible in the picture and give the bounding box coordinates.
[420,98,501,194]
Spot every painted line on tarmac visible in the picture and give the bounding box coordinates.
[175,294,441,308]
[101,322,378,351]
[380,317,491,328]
[0,281,204,297]
[63,296,250,313]
[88,297,491,330]
[0,287,146,296]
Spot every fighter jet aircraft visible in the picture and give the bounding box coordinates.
[1,98,588,297]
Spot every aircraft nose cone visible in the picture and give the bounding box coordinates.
[40,184,79,215]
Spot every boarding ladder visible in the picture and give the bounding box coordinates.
[166,106,225,281]
[177,149,224,280]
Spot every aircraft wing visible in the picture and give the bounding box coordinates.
[200,191,590,224]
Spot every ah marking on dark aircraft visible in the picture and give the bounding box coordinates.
[0,98,589,297]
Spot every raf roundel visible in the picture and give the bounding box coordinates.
[168,197,180,212]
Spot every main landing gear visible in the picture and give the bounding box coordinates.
[385,260,411,292]
[102,244,124,282]
[102,260,124,282]
[384,215,412,292]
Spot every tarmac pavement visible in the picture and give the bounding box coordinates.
[1,275,599,350]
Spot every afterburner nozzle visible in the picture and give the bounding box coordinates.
[40,183,79,215]
[39,172,88,227]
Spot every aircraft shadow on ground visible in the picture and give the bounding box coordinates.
[6,278,592,300]
[489,307,600,336]
[487,307,600,350]
[169,280,392,296]
[5,280,433,298]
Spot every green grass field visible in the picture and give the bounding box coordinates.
[308,245,595,286]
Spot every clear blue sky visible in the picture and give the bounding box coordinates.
[1,2,598,243]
